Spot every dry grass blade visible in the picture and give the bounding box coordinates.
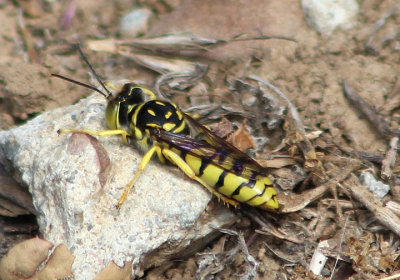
[87,33,296,57]
[119,33,296,56]
[263,242,299,263]
[217,229,258,280]
[343,80,393,138]
[118,49,206,74]
[241,207,303,243]
[120,33,221,55]
[154,64,208,99]
[248,75,321,173]
[330,214,350,280]
[248,75,305,135]
[18,9,39,64]
[196,229,258,280]
[343,174,400,237]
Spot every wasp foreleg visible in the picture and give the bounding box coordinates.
[161,149,239,207]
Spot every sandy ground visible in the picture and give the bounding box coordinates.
[1,0,400,279]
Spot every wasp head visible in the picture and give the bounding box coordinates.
[105,83,156,130]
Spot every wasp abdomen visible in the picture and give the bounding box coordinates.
[184,153,278,210]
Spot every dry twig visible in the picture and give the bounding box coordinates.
[381,136,399,180]
[343,80,393,138]
[342,174,400,237]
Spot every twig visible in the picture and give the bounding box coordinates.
[343,80,393,138]
[342,174,400,237]
[365,4,400,54]
[381,136,399,180]
[330,214,350,280]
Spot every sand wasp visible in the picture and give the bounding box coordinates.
[53,46,279,211]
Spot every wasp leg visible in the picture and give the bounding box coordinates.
[116,145,161,209]
[161,148,239,207]
[104,81,118,91]
[58,128,131,144]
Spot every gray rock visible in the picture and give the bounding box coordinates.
[0,93,237,279]
[302,0,359,35]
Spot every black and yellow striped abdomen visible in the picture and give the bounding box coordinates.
[184,153,278,210]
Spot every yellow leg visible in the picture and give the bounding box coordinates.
[161,149,239,207]
[155,146,166,164]
[116,145,161,209]
[58,128,131,144]
[104,81,119,91]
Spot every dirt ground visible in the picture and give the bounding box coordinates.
[1,0,400,279]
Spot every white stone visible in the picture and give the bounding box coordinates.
[302,0,359,34]
[0,93,237,279]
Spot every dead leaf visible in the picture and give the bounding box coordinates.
[257,157,297,168]
[230,120,256,151]
[32,244,74,279]
[209,117,234,138]
[0,237,53,280]
[94,261,133,280]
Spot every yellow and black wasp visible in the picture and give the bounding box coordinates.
[53,46,279,211]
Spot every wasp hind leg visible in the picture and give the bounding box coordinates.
[58,128,131,144]
[161,148,239,208]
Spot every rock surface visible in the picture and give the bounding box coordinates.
[0,93,237,279]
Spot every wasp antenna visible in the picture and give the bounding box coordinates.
[51,73,109,98]
[75,44,113,99]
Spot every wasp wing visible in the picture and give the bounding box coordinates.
[149,113,269,179]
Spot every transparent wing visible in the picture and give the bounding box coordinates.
[148,113,269,179]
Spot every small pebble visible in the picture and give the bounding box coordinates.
[119,8,152,37]
[359,171,390,199]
